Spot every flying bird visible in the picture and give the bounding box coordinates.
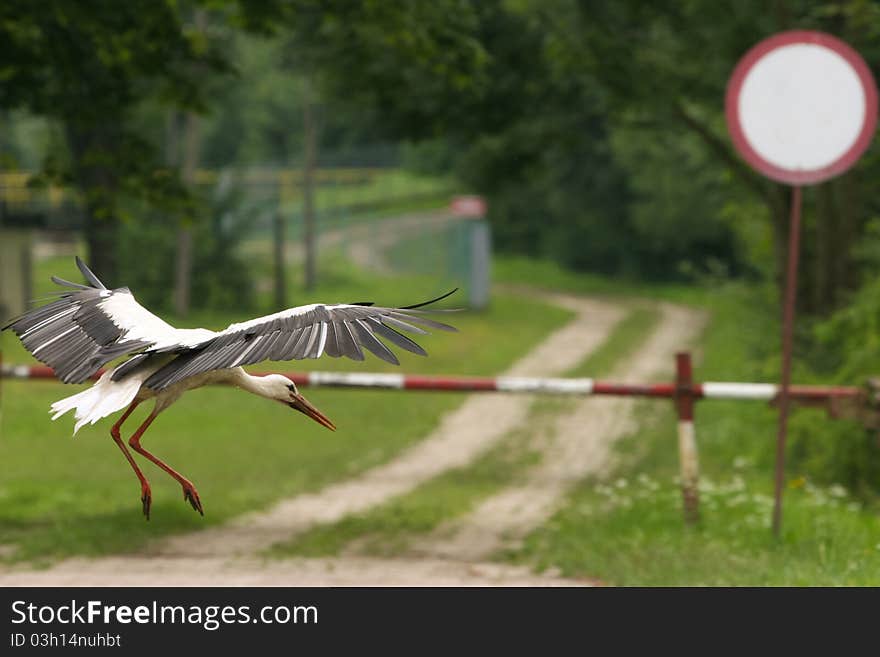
[2,257,457,519]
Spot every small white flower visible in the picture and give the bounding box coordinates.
[829,484,847,498]
[727,494,748,507]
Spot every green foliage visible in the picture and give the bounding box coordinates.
[276,0,489,139]
[461,105,638,274]
[337,0,755,281]
[198,34,303,168]
[0,1,222,117]
[814,218,880,381]
[116,174,256,313]
[503,280,880,585]
[444,3,641,275]
[788,415,880,502]
[0,0,229,281]
[610,124,750,280]
[508,468,880,585]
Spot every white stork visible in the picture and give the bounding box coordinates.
[2,257,457,519]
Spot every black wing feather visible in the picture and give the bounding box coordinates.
[143,293,459,391]
[2,262,152,383]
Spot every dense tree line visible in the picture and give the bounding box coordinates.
[2,0,880,317]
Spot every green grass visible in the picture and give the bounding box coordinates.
[504,455,880,585]
[10,249,877,584]
[269,305,663,559]
[274,169,454,242]
[567,306,661,378]
[0,255,572,563]
[504,282,880,585]
[278,169,453,215]
[493,255,707,304]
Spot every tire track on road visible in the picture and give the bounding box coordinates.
[408,303,706,562]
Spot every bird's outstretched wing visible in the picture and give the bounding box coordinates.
[1,257,189,384]
[142,291,459,392]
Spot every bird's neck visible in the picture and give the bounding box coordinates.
[229,368,276,399]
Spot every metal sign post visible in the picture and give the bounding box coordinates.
[726,30,877,537]
[773,185,801,536]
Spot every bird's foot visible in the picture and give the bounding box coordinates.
[182,484,204,516]
[141,485,152,521]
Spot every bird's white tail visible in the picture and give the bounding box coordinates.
[50,369,147,435]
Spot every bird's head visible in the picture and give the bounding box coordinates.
[263,374,336,431]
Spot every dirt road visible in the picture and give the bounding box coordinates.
[410,304,705,561]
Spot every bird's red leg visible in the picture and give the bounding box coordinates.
[110,401,153,520]
[128,411,204,516]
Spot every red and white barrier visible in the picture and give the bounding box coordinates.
[0,363,863,401]
[3,356,867,526]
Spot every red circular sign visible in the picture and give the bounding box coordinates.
[726,30,877,185]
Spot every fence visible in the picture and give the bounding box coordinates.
[0,165,477,314]
[3,353,871,526]
[0,167,454,234]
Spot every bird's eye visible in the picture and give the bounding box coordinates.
[286,384,296,392]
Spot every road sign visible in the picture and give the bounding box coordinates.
[726,30,877,185]
[725,30,877,538]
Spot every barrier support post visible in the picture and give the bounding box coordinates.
[675,352,700,525]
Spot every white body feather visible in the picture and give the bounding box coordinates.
[49,365,263,435]
[50,361,166,435]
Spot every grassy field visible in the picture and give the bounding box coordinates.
[5,250,880,584]
[494,260,880,585]
[278,169,453,214]
[0,254,571,563]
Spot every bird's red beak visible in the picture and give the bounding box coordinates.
[288,392,336,431]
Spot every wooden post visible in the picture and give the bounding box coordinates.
[172,9,206,318]
[302,77,318,292]
[675,352,700,525]
[273,207,286,311]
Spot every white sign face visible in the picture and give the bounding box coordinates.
[739,44,865,170]
[726,31,877,185]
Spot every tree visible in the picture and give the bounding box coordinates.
[0,0,224,283]
[227,0,490,290]
[567,0,880,312]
